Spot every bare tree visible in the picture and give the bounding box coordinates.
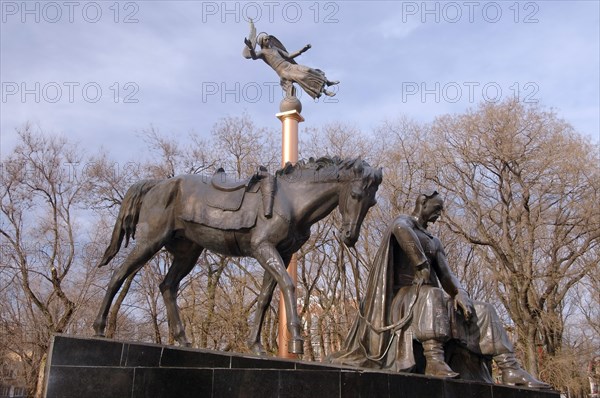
[87,126,217,343]
[372,117,495,304]
[4,107,595,396]
[427,100,600,378]
[211,112,278,177]
[294,124,383,360]
[0,125,100,396]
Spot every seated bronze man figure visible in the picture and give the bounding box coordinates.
[329,192,550,389]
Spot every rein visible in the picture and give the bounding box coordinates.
[356,280,423,362]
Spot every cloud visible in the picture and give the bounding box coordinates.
[2,1,598,162]
[376,16,421,40]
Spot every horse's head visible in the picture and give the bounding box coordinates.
[338,159,382,247]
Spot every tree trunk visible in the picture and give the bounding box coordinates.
[34,352,48,398]
[200,259,226,348]
[304,312,315,361]
[524,326,540,377]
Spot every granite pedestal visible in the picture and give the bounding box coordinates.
[43,335,559,398]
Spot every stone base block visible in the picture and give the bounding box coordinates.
[43,335,559,398]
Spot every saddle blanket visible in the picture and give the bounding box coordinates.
[178,175,260,230]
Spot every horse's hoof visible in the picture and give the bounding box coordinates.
[288,339,304,355]
[173,331,191,347]
[92,327,105,338]
[92,322,104,336]
[249,343,267,357]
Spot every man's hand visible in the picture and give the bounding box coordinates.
[454,290,475,322]
[413,261,430,286]
[303,44,312,52]
[244,38,253,48]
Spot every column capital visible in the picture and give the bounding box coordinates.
[276,109,305,123]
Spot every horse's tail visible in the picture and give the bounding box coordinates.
[98,179,162,267]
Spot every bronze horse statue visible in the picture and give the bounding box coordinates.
[93,156,382,354]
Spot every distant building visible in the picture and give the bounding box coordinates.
[0,354,26,398]
[299,294,359,361]
[590,356,600,398]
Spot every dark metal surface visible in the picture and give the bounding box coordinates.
[329,192,551,389]
[243,21,339,99]
[93,157,381,355]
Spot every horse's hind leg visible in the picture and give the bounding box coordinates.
[161,239,203,346]
[247,271,277,355]
[93,237,167,337]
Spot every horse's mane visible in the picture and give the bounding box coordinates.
[276,156,381,185]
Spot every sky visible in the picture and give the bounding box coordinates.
[1,0,599,163]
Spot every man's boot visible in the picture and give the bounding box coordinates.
[494,353,552,389]
[422,340,459,378]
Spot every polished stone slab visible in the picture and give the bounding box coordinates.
[44,335,560,398]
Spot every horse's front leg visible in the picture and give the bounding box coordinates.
[254,244,303,355]
[248,253,292,355]
[247,271,277,356]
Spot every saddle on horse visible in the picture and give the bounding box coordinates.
[210,166,275,218]
[180,166,276,230]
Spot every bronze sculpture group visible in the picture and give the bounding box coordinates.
[93,157,382,355]
[92,23,552,391]
[328,192,550,389]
